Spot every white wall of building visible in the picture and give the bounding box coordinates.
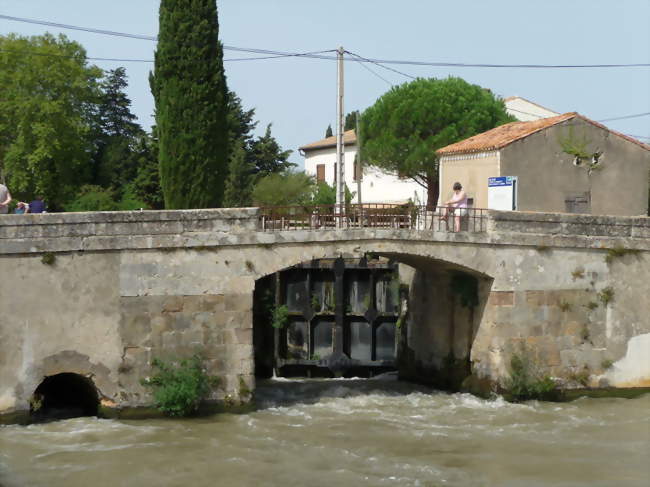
[303,145,424,204]
[505,97,559,121]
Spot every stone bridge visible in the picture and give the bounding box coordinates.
[1,208,649,420]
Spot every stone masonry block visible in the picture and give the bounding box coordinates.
[162,295,184,313]
[234,328,253,345]
[224,293,251,312]
[487,291,514,306]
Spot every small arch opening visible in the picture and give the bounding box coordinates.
[30,373,99,421]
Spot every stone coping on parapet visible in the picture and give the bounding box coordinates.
[0,208,648,255]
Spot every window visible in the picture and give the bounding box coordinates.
[316,164,325,182]
[353,155,362,181]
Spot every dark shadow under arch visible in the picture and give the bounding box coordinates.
[31,373,99,421]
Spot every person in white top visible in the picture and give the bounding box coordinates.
[441,182,468,232]
[0,183,12,214]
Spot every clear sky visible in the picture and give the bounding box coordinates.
[2,0,649,167]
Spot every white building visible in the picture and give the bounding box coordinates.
[299,130,424,205]
[504,96,559,121]
[300,97,558,205]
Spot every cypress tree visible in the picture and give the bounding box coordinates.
[151,0,229,209]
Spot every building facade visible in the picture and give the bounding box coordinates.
[300,130,426,205]
[438,113,650,215]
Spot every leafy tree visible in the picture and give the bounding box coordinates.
[250,124,294,176]
[325,124,333,138]
[312,181,354,205]
[360,77,514,206]
[151,0,230,209]
[344,110,360,131]
[93,67,143,188]
[227,91,257,148]
[0,33,102,208]
[133,130,164,210]
[252,172,315,206]
[223,141,254,207]
[64,184,147,212]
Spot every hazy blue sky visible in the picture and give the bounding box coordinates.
[2,0,649,166]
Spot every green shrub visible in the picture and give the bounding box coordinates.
[597,286,614,305]
[141,355,218,417]
[504,349,558,402]
[41,252,56,266]
[271,304,289,329]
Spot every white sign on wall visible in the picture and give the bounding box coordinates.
[488,176,518,211]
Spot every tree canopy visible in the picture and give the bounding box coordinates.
[252,172,316,207]
[151,0,230,209]
[360,77,514,206]
[0,33,102,206]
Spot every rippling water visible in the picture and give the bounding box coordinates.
[1,377,649,487]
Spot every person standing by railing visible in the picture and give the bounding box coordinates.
[0,182,11,214]
[441,182,468,232]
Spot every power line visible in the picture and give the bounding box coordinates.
[345,51,394,86]
[3,14,650,69]
[0,14,338,61]
[0,47,336,63]
[345,49,416,81]
[597,112,650,122]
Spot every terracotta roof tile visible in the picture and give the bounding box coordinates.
[437,113,650,156]
[300,130,357,151]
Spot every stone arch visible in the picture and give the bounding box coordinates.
[248,239,494,388]
[30,372,99,421]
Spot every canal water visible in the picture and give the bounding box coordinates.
[1,377,648,487]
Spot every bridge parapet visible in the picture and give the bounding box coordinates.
[0,208,648,256]
[488,210,650,239]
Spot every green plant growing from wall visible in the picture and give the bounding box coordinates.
[238,376,251,398]
[362,293,372,312]
[597,286,614,306]
[601,359,614,370]
[604,246,641,264]
[569,366,591,387]
[310,293,321,312]
[585,301,599,311]
[571,267,585,280]
[271,304,289,329]
[141,355,219,417]
[580,324,591,343]
[504,347,558,402]
[41,252,56,266]
[558,127,603,174]
[450,273,479,308]
[559,300,572,312]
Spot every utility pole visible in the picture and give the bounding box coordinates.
[355,112,362,207]
[335,46,345,227]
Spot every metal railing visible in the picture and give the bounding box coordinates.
[259,204,487,233]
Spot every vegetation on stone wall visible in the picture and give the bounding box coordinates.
[504,348,558,402]
[271,304,290,329]
[141,355,218,417]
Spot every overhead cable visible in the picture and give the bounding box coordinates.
[597,112,650,122]
[2,14,650,69]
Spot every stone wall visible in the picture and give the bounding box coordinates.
[1,208,649,419]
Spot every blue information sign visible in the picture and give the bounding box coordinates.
[488,176,514,187]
